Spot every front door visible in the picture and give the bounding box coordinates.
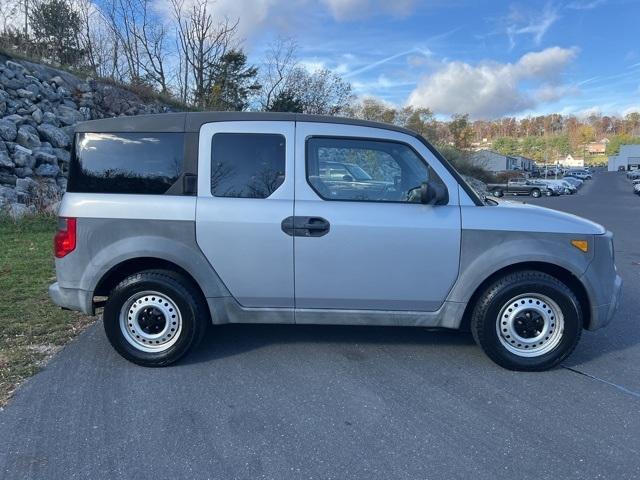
[293,122,461,313]
[196,121,295,315]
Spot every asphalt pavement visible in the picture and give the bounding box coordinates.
[1,171,639,480]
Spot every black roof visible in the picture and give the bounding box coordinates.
[73,111,417,136]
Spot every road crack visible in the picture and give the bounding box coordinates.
[562,366,640,399]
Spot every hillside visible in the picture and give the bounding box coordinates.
[0,54,182,217]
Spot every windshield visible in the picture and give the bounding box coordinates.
[344,163,373,181]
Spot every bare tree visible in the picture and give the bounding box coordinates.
[170,0,238,108]
[101,0,170,92]
[258,37,298,111]
[103,0,142,82]
[131,0,169,92]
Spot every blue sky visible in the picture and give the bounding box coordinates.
[226,0,640,119]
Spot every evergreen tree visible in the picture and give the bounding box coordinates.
[30,0,83,66]
[206,50,260,111]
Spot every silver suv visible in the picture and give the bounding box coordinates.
[49,112,622,371]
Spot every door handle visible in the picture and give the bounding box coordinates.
[281,217,330,237]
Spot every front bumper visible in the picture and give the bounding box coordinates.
[589,273,623,330]
[581,231,622,331]
[48,282,94,315]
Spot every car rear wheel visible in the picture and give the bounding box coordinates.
[493,189,503,197]
[471,270,582,371]
[103,270,208,367]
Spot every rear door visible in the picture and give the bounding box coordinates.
[195,121,295,315]
[292,122,462,313]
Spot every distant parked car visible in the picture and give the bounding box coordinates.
[634,183,640,195]
[627,170,640,179]
[486,178,551,198]
[565,170,592,180]
[563,177,584,189]
[529,179,562,195]
[540,179,575,195]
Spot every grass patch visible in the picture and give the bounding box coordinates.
[0,215,94,407]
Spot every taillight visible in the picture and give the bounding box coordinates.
[54,217,77,258]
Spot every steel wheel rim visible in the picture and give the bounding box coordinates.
[496,293,564,357]
[119,291,183,353]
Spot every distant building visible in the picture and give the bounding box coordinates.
[608,144,640,171]
[471,138,492,151]
[470,150,533,172]
[514,155,536,171]
[586,142,607,155]
[561,154,585,168]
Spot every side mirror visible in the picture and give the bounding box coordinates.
[420,180,448,205]
[342,174,354,182]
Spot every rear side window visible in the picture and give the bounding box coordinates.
[68,132,184,194]
[211,133,285,199]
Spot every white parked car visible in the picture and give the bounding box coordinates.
[539,179,574,195]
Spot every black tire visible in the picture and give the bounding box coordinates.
[103,270,209,367]
[471,270,582,371]
[493,189,503,197]
[531,188,541,198]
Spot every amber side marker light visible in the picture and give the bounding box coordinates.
[571,240,589,253]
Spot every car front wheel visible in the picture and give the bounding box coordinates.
[471,270,583,371]
[531,188,541,198]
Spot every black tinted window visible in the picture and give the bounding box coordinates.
[68,132,184,194]
[211,133,285,198]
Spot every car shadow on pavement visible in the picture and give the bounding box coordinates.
[180,323,476,365]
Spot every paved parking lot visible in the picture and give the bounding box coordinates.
[1,171,639,479]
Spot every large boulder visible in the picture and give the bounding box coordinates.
[15,176,38,194]
[6,203,36,220]
[0,119,17,141]
[35,163,60,177]
[57,104,84,126]
[0,185,18,203]
[0,171,17,185]
[16,124,41,149]
[33,150,57,166]
[36,123,70,148]
[12,146,35,169]
[16,88,36,100]
[0,151,13,168]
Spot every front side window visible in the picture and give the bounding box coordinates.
[211,133,285,199]
[307,137,445,203]
[68,132,184,194]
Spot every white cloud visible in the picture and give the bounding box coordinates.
[506,3,560,48]
[155,0,305,39]
[153,0,417,39]
[566,0,605,10]
[320,0,416,20]
[299,59,326,73]
[407,47,579,118]
[623,105,640,116]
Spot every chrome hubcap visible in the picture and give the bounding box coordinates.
[496,294,564,357]
[119,291,182,353]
